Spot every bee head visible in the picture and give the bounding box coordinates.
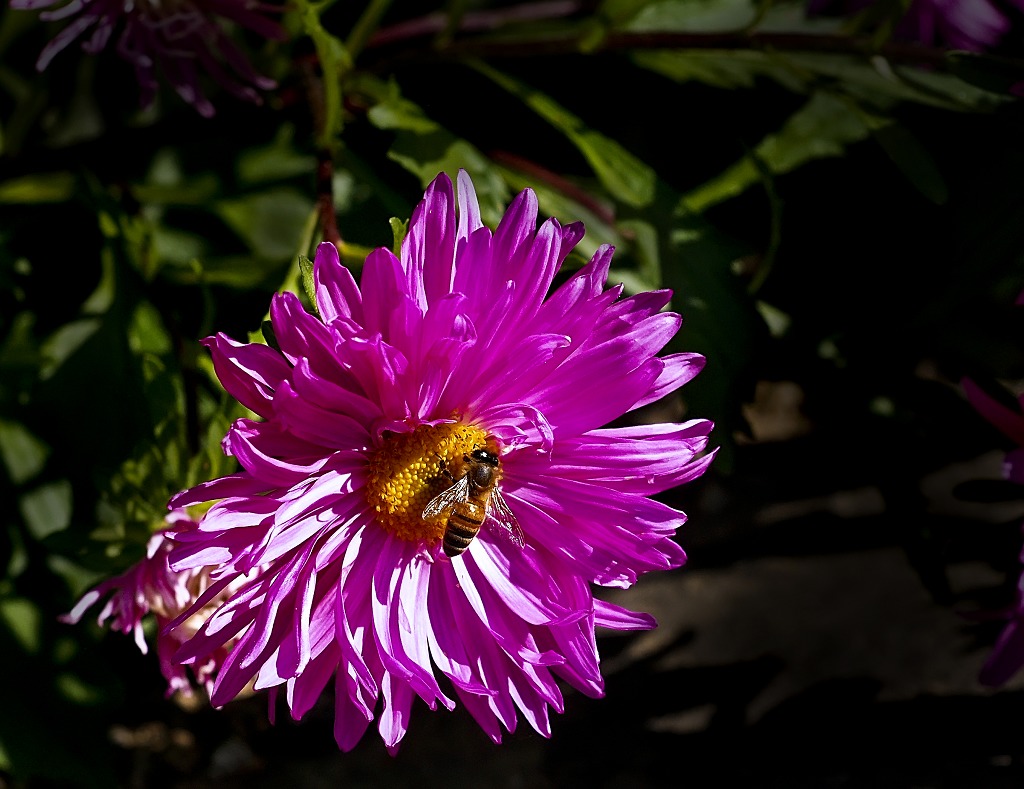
[467,448,499,466]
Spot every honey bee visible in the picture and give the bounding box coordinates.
[422,448,525,558]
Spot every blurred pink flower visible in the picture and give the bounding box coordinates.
[164,169,715,752]
[63,510,256,698]
[11,0,286,117]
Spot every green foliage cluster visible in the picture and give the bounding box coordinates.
[1,0,1024,784]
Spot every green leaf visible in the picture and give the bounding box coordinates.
[0,172,74,203]
[0,311,39,372]
[261,320,281,352]
[298,253,317,313]
[389,218,408,256]
[237,125,318,185]
[296,0,352,148]
[81,249,118,315]
[662,208,767,473]
[39,318,103,380]
[127,302,172,355]
[0,420,48,485]
[0,598,40,653]
[151,225,207,267]
[946,51,1024,97]
[366,78,441,133]
[612,219,662,292]
[783,53,1010,112]
[134,148,219,205]
[682,92,871,213]
[389,135,510,224]
[472,61,656,208]
[621,0,757,32]
[19,479,73,540]
[214,188,316,261]
[355,73,510,222]
[870,122,948,205]
[54,673,104,705]
[633,48,806,92]
[177,255,290,288]
[634,37,1009,113]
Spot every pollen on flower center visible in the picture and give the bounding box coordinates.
[365,423,491,543]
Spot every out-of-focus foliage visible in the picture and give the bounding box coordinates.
[2,0,1024,785]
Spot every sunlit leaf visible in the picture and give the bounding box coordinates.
[682,92,871,213]
[0,597,40,653]
[298,253,317,313]
[756,299,792,338]
[386,218,406,257]
[19,479,72,540]
[81,250,117,315]
[39,318,102,380]
[0,420,48,485]
[53,672,103,706]
[366,78,441,133]
[127,302,172,355]
[215,188,316,261]
[472,61,656,208]
[389,136,510,224]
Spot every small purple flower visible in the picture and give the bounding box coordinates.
[809,0,1024,52]
[63,510,257,698]
[963,368,1024,686]
[164,170,715,752]
[903,0,1020,51]
[12,0,286,117]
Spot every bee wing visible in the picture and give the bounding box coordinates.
[486,487,525,549]
[421,475,470,519]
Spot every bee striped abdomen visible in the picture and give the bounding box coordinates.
[442,500,487,557]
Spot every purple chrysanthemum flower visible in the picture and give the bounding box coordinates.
[63,510,258,697]
[11,0,286,117]
[963,374,1024,685]
[164,170,715,752]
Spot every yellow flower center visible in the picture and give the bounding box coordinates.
[365,423,492,543]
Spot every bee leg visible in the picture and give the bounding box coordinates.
[435,453,455,482]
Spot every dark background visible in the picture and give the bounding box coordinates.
[4,2,1024,787]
